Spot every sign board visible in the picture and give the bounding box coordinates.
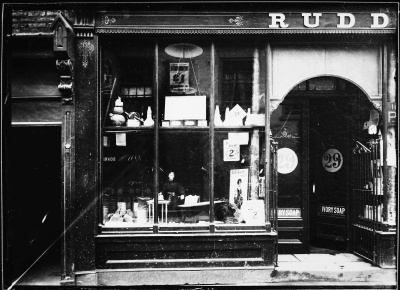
[388,102,396,125]
[224,140,240,161]
[322,149,343,172]
[319,205,346,217]
[164,95,206,120]
[277,148,298,174]
[97,12,397,31]
[170,63,189,92]
[229,168,249,208]
[242,200,265,224]
[278,208,301,218]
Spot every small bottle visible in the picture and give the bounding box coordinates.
[144,106,155,127]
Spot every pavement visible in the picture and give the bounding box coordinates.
[11,248,397,289]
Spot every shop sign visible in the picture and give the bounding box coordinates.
[97,12,396,31]
[224,140,240,161]
[278,208,301,218]
[388,102,396,125]
[277,148,298,174]
[322,149,343,173]
[320,205,346,216]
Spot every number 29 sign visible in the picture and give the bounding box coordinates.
[322,149,343,172]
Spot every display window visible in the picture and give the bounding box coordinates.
[100,36,275,232]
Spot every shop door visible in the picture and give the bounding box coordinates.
[309,97,349,251]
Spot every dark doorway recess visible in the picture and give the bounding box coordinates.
[277,77,379,254]
[6,126,62,282]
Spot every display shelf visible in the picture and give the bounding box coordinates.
[103,125,265,133]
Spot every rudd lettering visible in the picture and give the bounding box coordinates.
[268,13,389,29]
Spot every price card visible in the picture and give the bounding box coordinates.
[223,140,240,161]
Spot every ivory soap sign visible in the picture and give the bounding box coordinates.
[224,140,240,161]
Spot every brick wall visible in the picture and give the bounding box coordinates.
[12,10,74,34]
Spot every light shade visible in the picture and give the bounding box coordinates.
[165,43,203,58]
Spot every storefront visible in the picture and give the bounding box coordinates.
[3,2,397,287]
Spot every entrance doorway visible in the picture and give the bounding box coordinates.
[274,77,380,254]
[6,126,62,283]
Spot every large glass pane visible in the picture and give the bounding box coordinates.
[101,38,156,228]
[157,39,211,228]
[212,41,267,229]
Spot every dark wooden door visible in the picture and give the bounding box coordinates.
[309,97,349,251]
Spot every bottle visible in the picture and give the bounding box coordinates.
[214,105,223,126]
[144,106,155,127]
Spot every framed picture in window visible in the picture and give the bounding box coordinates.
[229,168,249,210]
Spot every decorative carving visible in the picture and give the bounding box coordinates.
[102,15,116,25]
[95,28,395,35]
[51,12,74,54]
[372,101,382,112]
[74,11,95,38]
[276,127,298,138]
[56,59,73,74]
[51,11,74,104]
[78,40,95,68]
[229,16,243,26]
[58,76,73,102]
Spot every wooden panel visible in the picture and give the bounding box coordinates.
[96,233,276,268]
[12,99,62,123]
[12,58,61,98]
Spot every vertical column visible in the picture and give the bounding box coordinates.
[265,42,272,231]
[386,41,397,227]
[73,29,98,278]
[51,11,76,285]
[249,48,260,200]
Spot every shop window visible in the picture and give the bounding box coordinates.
[100,38,274,232]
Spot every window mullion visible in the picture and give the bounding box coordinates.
[153,40,159,232]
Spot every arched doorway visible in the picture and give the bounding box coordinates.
[271,76,381,254]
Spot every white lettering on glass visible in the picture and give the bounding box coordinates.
[371,13,389,28]
[302,13,322,28]
[269,13,289,28]
[337,13,355,28]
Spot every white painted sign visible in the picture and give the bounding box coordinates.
[277,148,298,174]
[223,140,240,161]
[322,149,343,172]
